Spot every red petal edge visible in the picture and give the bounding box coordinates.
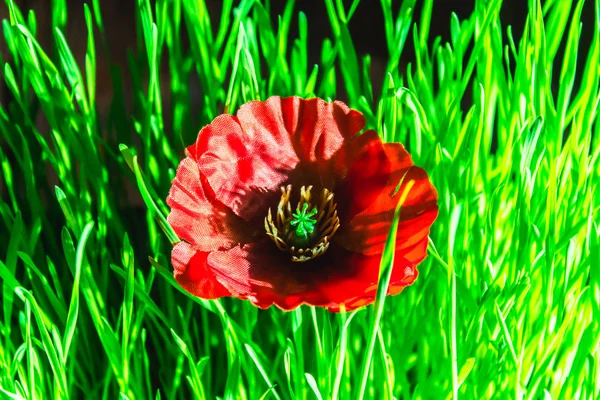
[166,157,256,252]
[237,96,366,164]
[206,240,419,312]
[331,130,392,221]
[172,241,231,299]
[336,142,439,265]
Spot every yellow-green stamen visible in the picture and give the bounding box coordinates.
[264,185,341,262]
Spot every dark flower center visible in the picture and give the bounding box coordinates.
[265,185,340,262]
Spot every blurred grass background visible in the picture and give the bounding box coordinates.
[0,0,599,399]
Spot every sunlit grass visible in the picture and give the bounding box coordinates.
[0,0,598,399]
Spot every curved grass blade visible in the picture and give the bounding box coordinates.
[357,179,416,400]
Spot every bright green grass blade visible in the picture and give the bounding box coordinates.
[357,179,415,400]
[14,288,68,398]
[171,328,208,399]
[119,145,179,245]
[245,344,282,400]
[17,252,67,323]
[305,372,324,400]
[62,221,93,363]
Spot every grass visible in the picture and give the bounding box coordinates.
[0,0,599,398]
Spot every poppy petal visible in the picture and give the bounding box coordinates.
[207,240,327,310]
[166,157,256,252]
[332,130,391,221]
[192,114,300,221]
[172,241,231,299]
[237,96,366,164]
[335,143,438,263]
[327,253,419,312]
[206,240,417,311]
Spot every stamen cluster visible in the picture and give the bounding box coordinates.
[265,185,340,262]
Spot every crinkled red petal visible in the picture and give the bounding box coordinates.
[335,142,438,264]
[166,157,257,252]
[171,241,231,299]
[205,240,418,311]
[188,97,370,222]
[191,113,300,221]
[238,96,366,164]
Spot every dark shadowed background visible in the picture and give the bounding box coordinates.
[3,0,594,115]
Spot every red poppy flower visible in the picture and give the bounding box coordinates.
[167,96,438,311]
